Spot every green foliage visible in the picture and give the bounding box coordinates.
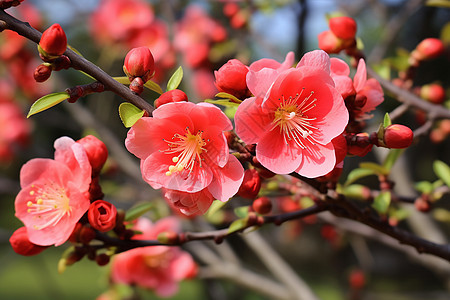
[426,0,450,8]
[383,149,404,171]
[383,113,392,128]
[372,191,391,214]
[27,92,70,117]
[344,167,377,186]
[234,206,250,218]
[166,66,183,91]
[228,218,248,234]
[359,162,389,175]
[125,202,154,222]
[433,160,450,188]
[118,102,145,128]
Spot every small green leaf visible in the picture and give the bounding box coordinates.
[27,92,70,118]
[144,80,163,94]
[215,92,242,104]
[372,191,391,214]
[234,206,250,218]
[228,218,248,234]
[125,202,154,222]
[359,162,389,175]
[119,102,145,128]
[383,149,404,171]
[344,168,377,186]
[166,66,183,91]
[415,181,433,194]
[341,184,369,201]
[433,160,450,188]
[113,76,130,84]
[206,200,226,217]
[204,99,240,107]
[383,113,392,128]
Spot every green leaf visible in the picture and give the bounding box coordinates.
[415,181,433,194]
[359,162,389,175]
[228,218,248,234]
[204,99,240,107]
[125,202,154,222]
[383,149,404,171]
[119,102,145,128]
[234,206,250,218]
[27,92,70,118]
[372,191,391,214]
[166,66,183,91]
[113,76,130,84]
[206,200,226,217]
[341,184,369,201]
[144,80,163,94]
[383,113,392,128]
[215,92,242,104]
[426,0,450,8]
[433,160,450,188]
[344,168,377,186]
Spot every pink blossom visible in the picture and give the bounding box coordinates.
[126,102,244,213]
[235,50,349,178]
[14,137,91,246]
[174,5,227,68]
[90,0,154,46]
[330,58,384,120]
[111,217,197,297]
[0,101,31,163]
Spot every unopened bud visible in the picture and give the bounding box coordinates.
[318,30,344,54]
[214,59,250,99]
[414,38,445,61]
[77,135,108,175]
[9,227,49,256]
[329,16,357,40]
[237,169,261,199]
[88,200,117,232]
[38,24,67,60]
[383,124,413,149]
[349,269,366,290]
[420,83,446,104]
[123,47,155,83]
[154,89,188,108]
[95,253,110,266]
[157,231,179,245]
[252,197,272,215]
[415,197,431,212]
[34,63,52,82]
[130,77,144,94]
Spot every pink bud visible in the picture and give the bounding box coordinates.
[420,83,446,104]
[214,59,250,99]
[329,16,357,40]
[123,47,155,83]
[154,89,188,108]
[252,197,272,215]
[349,269,366,290]
[77,135,108,175]
[39,24,67,57]
[10,227,49,256]
[318,30,344,54]
[223,3,240,17]
[88,200,117,232]
[237,169,261,199]
[414,38,445,61]
[383,124,414,149]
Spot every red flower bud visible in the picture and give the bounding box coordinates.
[88,200,117,232]
[252,196,272,215]
[420,83,446,104]
[224,3,240,17]
[415,38,445,60]
[214,59,250,99]
[96,253,110,266]
[10,227,49,256]
[383,124,413,149]
[123,47,155,83]
[237,169,261,199]
[77,135,108,175]
[318,30,344,54]
[154,89,188,108]
[349,269,366,290]
[329,16,357,40]
[34,63,52,82]
[39,24,67,58]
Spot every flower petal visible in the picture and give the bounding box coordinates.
[295,142,336,178]
[296,50,330,74]
[235,97,272,145]
[353,58,367,92]
[208,154,244,202]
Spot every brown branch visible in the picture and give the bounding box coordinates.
[0,9,154,115]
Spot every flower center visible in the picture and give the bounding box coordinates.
[26,182,72,230]
[272,89,318,149]
[164,127,207,176]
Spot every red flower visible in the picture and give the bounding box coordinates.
[9,227,49,256]
[39,24,67,57]
[88,200,117,232]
